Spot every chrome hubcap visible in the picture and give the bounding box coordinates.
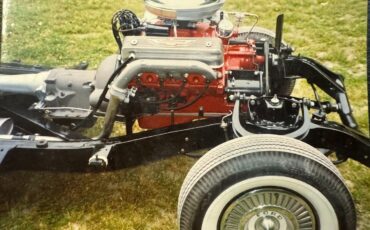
[219,188,316,230]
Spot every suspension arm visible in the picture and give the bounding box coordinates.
[283,55,357,128]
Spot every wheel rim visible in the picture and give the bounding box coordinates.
[219,188,317,230]
[201,176,338,230]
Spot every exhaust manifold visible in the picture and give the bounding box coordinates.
[96,59,218,139]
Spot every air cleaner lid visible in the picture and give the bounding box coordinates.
[144,0,225,21]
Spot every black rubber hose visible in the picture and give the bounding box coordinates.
[165,81,210,111]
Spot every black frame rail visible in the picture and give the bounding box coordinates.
[0,115,368,172]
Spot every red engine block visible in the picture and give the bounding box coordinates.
[136,23,264,129]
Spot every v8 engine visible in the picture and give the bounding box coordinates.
[0,3,300,133]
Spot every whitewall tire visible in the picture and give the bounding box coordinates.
[178,135,356,230]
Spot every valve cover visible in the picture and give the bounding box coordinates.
[121,36,224,68]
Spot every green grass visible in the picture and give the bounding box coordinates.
[1,0,369,229]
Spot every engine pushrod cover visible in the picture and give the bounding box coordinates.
[121,36,224,68]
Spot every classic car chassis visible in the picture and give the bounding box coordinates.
[0,0,369,229]
[0,90,368,171]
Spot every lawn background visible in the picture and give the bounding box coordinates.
[0,0,369,229]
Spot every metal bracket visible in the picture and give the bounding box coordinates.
[232,99,310,139]
[110,85,137,103]
[88,145,114,168]
[0,143,17,165]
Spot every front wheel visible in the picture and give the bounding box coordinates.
[178,135,356,230]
